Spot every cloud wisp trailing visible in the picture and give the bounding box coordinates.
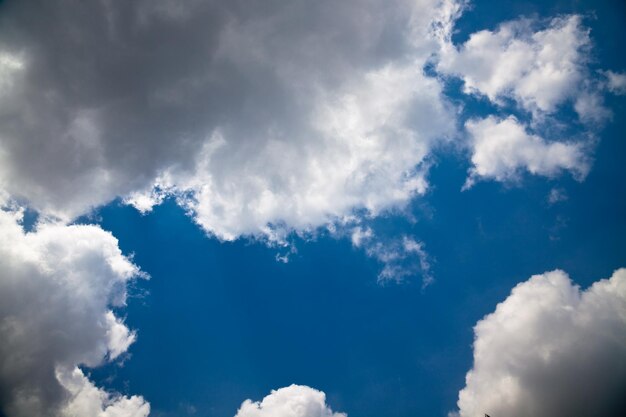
[351,227,433,286]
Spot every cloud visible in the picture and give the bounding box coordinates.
[0,0,456,241]
[0,1,618,239]
[604,70,626,95]
[58,368,150,417]
[452,268,626,417]
[464,116,588,187]
[234,385,346,417]
[155,59,453,241]
[437,12,626,188]
[0,207,148,417]
[351,227,432,286]
[438,15,604,121]
[547,187,568,205]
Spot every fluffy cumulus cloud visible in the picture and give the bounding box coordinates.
[464,116,589,186]
[436,12,623,187]
[0,207,149,417]
[452,268,626,417]
[57,368,149,417]
[438,15,605,121]
[0,0,459,241]
[234,385,346,417]
[0,2,623,414]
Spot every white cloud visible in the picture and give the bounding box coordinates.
[452,268,626,417]
[350,226,374,248]
[438,15,603,120]
[157,61,452,241]
[234,385,346,417]
[573,91,612,124]
[0,207,148,417]
[464,116,588,187]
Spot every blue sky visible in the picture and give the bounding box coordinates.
[0,1,625,417]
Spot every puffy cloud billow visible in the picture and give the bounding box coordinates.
[234,385,346,417]
[0,0,611,239]
[463,116,589,187]
[452,269,626,417]
[437,13,616,186]
[0,207,149,417]
[438,15,602,120]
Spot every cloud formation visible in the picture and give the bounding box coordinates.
[351,227,432,285]
[452,268,626,417]
[604,70,626,95]
[0,3,623,414]
[464,116,588,187]
[438,15,603,121]
[0,0,457,242]
[0,207,148,417]
[436,13,617,187]
[0,1,617,238]
[58,368,150,417]
[234,385,346,417]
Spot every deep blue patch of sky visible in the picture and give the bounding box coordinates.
[84,1,626,416]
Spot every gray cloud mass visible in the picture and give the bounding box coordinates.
[0,0,456,240]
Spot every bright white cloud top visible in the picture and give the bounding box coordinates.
[234,385,346,417]
[0,208,149,417]
[604,70,626,95]
[453,268,626,417]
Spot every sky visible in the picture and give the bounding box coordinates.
[0,1,625,417]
